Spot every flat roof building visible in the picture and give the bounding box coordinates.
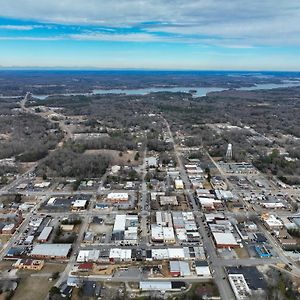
[37,226,53,243]
[107,193,129,202]
[212,232,239,248]
[195,261,211,277]
[174,179,184,189]
[30,244,72,259]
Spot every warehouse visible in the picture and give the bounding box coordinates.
[140,281,172,291]
[212,232,239,248]
[30,244,72,259]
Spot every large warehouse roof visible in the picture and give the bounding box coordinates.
[30,244,72,257]
[212,232,239,246]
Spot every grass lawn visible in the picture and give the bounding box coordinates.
[12,276,55,300]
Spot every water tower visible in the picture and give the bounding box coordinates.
[226,143,233,160]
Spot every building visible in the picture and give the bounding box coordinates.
[107,193,129,203]
[140,281,172,291]
[13,259,44,271]
[169,261,191,277]
[160,196,178,206]
[174,179,184,189]
[37,226,53,243]
[109,248,132,262]
[198,197,223,211]
[24,235,34,245]
[72,199,88,211]
[195,261,211,277]
[60,224,75,231]
[262,214,283,230]
[77,250,100,263]
[212,232,239,248]
[1,224,15,235]
[145,157,158,168]
[228,274,251,299]
[112,214,138,244]
[30,244,72,259]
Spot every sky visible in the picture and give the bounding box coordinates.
[0,0,299,70]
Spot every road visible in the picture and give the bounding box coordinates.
[163,117,235,300]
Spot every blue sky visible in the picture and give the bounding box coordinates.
[0,0,299,70]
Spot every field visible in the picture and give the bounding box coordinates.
[12,277,54,300]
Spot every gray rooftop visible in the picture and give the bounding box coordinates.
[30,244,72,257]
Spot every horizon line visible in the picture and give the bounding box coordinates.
[0,67,300,73]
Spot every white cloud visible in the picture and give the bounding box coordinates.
[0,0,299,46]
[0,25,35,30]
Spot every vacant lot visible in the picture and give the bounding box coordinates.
[12,276,54,300]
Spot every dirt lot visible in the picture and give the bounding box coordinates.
[89,223,112,234]
[235,247,250,259]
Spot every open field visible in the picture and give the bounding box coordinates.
[12,276,54,300]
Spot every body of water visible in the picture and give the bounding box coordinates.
[28,80,300,99]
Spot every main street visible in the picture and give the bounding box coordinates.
[163,117,235,300]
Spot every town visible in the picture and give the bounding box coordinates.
[0,76,299,300]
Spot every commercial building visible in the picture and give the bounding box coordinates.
[30,244,72,259]
[37,226,53,243]
[1,224,15,235]
[212,232,239,248]
[107,193,129,203]
[140,281,172,291]
[174,179,184,189]
[72,199,88,211]
[169,261,191,277]
[77,250,100,263]
[228,274,251,299]
[262,214,283,230]
[198,197,223,211]
[13,259,44,271]
[109,248,132,262]
[160,196,178,206]
[195,261,211,277]
[112,214,138,244]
